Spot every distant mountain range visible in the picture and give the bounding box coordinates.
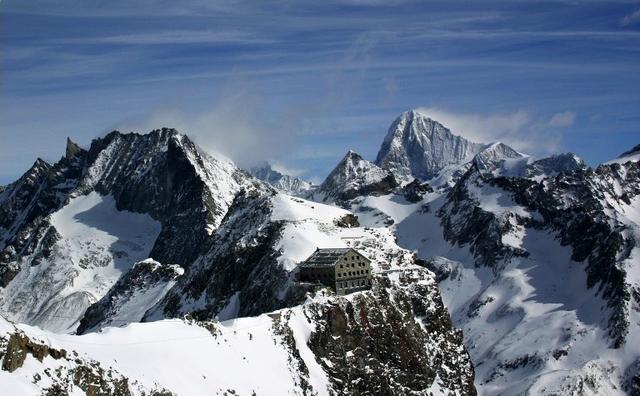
[1,110,638,395]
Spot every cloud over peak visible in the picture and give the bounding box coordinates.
[415,107,573,155]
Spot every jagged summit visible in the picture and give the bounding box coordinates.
[249,162,312,196]
[317,150,397,202]
[375,110,486,182]
[65,137,84,159]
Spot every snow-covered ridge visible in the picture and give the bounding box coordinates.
[605,143,640,165]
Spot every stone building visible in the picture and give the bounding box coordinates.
[297,248,372,295]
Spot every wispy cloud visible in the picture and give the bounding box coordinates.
[415,107,568,155]
[621,8,640,26]
[548,110,577,127]
[2,0,639,183]
[60,31,273,45]
[114,81,303,169]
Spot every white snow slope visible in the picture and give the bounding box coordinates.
[0,192,161,333]
[358,171,640,395]
[0,311,328,396]
[0,192,462,396]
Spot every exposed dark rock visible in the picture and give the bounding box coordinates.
[306,276,475,395]
[334,214,360,228]
[2,332,67,372]
[402,179,433,203]
[490,161,640,346]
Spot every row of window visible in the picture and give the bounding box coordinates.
[338,261,367,269]
[337,279,368,289]
[337,269,369,278]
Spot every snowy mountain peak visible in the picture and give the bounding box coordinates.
[29,158,52,176]
[249,162,312,196]
[317,150,397,202]
[472,141,524,172]
[526,152,586,178]
[331,150,379,178]
[375,109,485,182]
[0,129,253,332]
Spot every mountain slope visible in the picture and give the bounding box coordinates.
[0,129,251,332]
[358,140,640,394]
[1,270,475,395]
[0,128,477,394]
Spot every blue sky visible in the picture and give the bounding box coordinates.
[1,0,639,184]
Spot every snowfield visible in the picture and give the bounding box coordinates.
[0,192,160,333]
[0,311,331,396]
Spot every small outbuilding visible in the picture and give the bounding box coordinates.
[297,248,372,295]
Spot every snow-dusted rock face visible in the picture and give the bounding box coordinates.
[1,278,475,395]
[315,150,398,203]
[76,258,184,334]
[306,275,475,395]
[526,152,586,178]
[0,129,251,332]
[250,163,313,196]
[471,142,526,175]
[78,129,248,266]
[375,110,485,182]
[388,148,640,395]
[143,189,309,322]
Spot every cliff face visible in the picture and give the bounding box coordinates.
[306,275,475,395]
[375,110,485,182]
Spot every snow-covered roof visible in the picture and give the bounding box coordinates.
[299,248,362,268]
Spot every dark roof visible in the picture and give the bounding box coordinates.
[299,248,364,268]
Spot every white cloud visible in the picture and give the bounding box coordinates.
[269,161,306,177]
[415,107,566,155]
[621,8,640,26]
[62,31,272,45]
[114,83,301,169]
[548,110,576,127]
